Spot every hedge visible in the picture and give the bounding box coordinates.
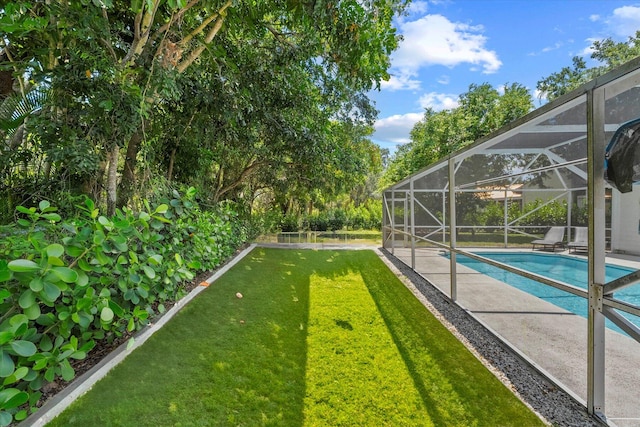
[0,188,247,425]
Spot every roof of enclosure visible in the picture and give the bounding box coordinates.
[386,57,640,194]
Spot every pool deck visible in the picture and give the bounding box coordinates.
[389,246,640,427]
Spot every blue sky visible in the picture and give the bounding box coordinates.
[369,0,640,153]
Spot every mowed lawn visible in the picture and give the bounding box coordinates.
[48,248,545,426]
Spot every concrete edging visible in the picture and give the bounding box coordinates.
[21,243,257,427]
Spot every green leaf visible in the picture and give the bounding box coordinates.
[2,367,29,386]
[78,258,92,272]
[47,256,64,267]
[18,290,36,309]
[75,270,89,287]
[111,235,128,252]
[38,200,50,212]
[0,289,10,301]
[39,334,53,352]
[108,300,124,317]
[7,259,40,272]
[16,206,35,215]
[9,340,37,357]
[98,99,113,111]
[154,204,168,214]
[0,352,14,378]
[0,266,10,283]
[0,389,29,410]
[14,410,27,421]
[42,282,61,302]
[66,245,84,257]
[0,411,12,426]
[100,307,114,323]
[142,265,156,279]
[42,213,61,222]
[23,304,41,320]
[29,277,43,292]
[46,244,64,258]
[148,254,162,265]
[130,0,142,12]
[16,219,30,227]
[51,266,78,283]
[93,229,106,245]
[0,333,11,346]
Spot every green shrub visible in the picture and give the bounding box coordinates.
[0,190,247,425]
[307,213,328,231]
[280,215,299,232]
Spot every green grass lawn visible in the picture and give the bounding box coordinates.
[47,248,545,426]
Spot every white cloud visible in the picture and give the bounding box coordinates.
[437,74,450,85]
[381,73,421,91]
[590,14,601,22]
[391,14,502,81]
[542,42,563,53]
[418,92,458,111]
[406,0,429,16]
[607,5,640,37]
[373,113,424,145]
[581,37,600,56]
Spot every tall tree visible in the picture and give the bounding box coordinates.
[1,0,407,216]
[381,82,533,187]
[537,32,640,101]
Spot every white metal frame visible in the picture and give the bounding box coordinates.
[382,57,640,422]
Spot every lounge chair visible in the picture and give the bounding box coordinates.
[567,227,588,253]
[531,226,565,251]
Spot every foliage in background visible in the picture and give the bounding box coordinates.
[278,200,382,233]
[537,31,640,101]
[0,189,247,425]
[0,0,404,222]
[381,83,534,188]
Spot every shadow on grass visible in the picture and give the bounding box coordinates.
[358,251,546,427]
[49,247,313,426]
[47,248,543,426]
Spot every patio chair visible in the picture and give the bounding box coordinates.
[531,226,565,251]
[567,227,588,253]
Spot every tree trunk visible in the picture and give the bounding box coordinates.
[117,129,142,209]
[167,146,177,181]
[107,143,119,216]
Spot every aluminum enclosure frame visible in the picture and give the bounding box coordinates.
[382,57,640,422]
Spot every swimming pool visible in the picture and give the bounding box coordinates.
[453,252,640,334]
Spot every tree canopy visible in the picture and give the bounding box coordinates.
[381,82,534,187]
[536,31,640,101]
[0,0,407,219]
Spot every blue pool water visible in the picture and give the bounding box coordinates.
[454,252,640,334]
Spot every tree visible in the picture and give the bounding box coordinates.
[537,32,640,101]
[381,82,534,187]
[1,0,407,217]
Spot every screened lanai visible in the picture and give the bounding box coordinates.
[383,57,640,425]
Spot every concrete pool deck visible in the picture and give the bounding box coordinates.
[388,246,640,427]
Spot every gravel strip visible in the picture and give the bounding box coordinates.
[376,247,607,427]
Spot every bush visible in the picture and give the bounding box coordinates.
[0,190,248,425]
[307,213,328,231]
[280,215,299,232]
